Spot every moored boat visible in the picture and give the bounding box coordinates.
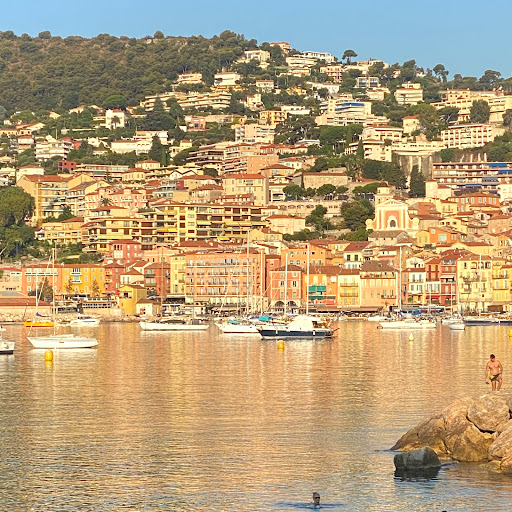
[448,321,465,331]
[378,318,436,330]
[258,315,333,339]
[27,334,98,349]
[215,318,260,334]
[140,317,209,331]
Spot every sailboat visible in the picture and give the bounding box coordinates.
[27,249,98,349]
[216,239,261,334]
[23,265,54,327]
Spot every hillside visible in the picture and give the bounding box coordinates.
[0,30,255,112]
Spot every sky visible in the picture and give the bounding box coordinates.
[0,0,510,79]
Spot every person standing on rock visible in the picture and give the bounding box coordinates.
[485,354,503,390]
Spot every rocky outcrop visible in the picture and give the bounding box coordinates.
[394,447,441,477]
[392,394,512,474]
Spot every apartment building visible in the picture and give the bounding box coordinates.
[255,80,275,93]
[394,82,423,105]
[39,216,85,246]
[35,136,73,161]
[243,49,270,63]
[213,72,242,88]
[441,123,495,149]
[177,72,203,85]
[222,173,269,205]
[319,64,344,82]
[429,161,512,195]
[184,248,264,309]
[456,253,493,313]
[259,110,288,125]
[177,91,231,110]
[433,89,512,123]
[235,123,276,144]
[356,76,380,89]
[301,51,336,63]
[359,261,398,309]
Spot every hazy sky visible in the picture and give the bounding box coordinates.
[1,0,510,79]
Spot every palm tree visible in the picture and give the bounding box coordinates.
[100,197,113,207]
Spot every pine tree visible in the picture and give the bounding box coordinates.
[409,165,426,197]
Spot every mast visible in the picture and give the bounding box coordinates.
[52,246,56,335]
[306,243,310,315]
[160,246,164,315]
[246,231,250,317]
[284,251,288,317]
[259,249,264,315]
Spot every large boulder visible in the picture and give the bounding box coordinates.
[467,395,510,433]
[489,423,512,460]
[448,421,495,461]
[391,414,447,454]
[394,447,441,478]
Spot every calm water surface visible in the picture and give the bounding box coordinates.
[1,321,512,511]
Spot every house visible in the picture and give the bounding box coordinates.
[118,284,148,315]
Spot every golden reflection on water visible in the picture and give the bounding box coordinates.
[1,321,512,511]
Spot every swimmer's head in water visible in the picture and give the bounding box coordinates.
[313,492,320,504]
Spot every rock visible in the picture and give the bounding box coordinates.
[448,421,494,462]
[467,394,511,433]
[394,447,441,478]
[489,423,512,460]
[500,453,512,474]
[391,414,447,454]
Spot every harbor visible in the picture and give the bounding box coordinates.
[1,321,512,511]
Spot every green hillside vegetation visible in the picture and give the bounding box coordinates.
[0,30,257,111]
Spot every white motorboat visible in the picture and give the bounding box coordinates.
[448,321,465,331]
[0,327,15,355]
[215,318,260,334]
[27,334,98,349]
[140,317,209,331]
[258,315,333,339]
[69,314,100,327]
[367,314,389,322]
[378,318,437,330]
[0,341,15,355]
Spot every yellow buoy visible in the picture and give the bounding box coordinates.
[44,349,54,361]
[509,329,512,338]
[409,333,414,341]
[277,341,285,350]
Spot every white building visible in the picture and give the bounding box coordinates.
[301,51,336,64]
[243,49,270,63]
[213,72,241,88]
[35,137,73,161]
[441,123,496,149]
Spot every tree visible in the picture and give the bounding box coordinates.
[92,278,100,297]
[503,109,512,129]
[417,104,444,140]
[0,186,35,226]
[306,205,332,232]
[344,227,372,241]
[438,148,455,162]
[65,278,73,295]
[438,106,459,125]
[341,202,371,231]
[362,159,384,180]
[59,205,73,221]
[470,100,491,123]
[173,146,198,166]
[144,98,176,131]
[0,106,6,122]
[39,277,53,303]
[381,162,406,189]
[433,64,449,82]
[283,184,305,199]
[409,165,426,197]
[148,136,168,165]
[316,184,336,197]
[342,49,357,64]
[102,94,128,110]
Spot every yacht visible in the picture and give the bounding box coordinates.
[140,317,209,331]
[69,314,100,327]
[27,334,99,349]
[258,315,333,339]
[215,318,260,334]
[378,318,436,330]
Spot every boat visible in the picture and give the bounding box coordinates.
[140,317,209,331]
[448,321,465,331]
[215,317,260,334]
[69,314,100,327]
[0,327,15,355]
[258,315,333,339]
[27,334,98,349]
[367,314,389,322]
[27,248,99,349]
[23,312,54,328]
[464,317,500,326]
[378,318,437,330]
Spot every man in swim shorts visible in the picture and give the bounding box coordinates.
[485,354,503,391]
